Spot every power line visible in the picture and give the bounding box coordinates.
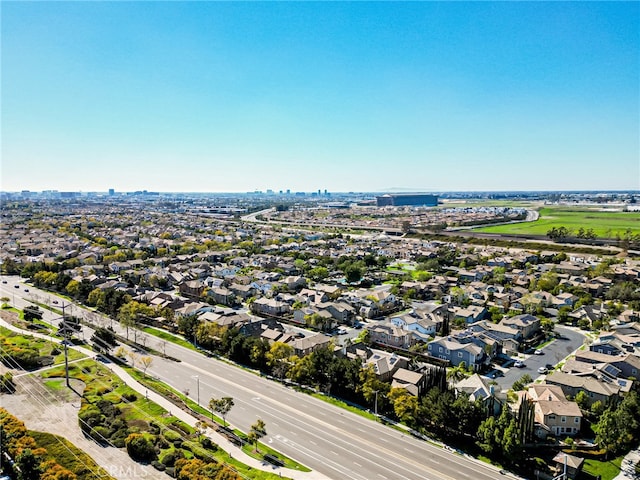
[0,346,110,479]
[1,330,255,480]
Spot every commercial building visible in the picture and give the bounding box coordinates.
[376,193,438,207]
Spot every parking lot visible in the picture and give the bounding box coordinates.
[488,326,586,391]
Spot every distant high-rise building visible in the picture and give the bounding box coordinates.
[286,189,291,195]
[108,188,115,196]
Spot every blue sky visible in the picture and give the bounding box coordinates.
[2,1,638,193]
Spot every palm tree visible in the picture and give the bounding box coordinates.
[248,419,267,453]
[447,363,469,384]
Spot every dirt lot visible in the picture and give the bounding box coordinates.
[2,373,167,479]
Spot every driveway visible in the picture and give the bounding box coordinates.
[490,326,586,391]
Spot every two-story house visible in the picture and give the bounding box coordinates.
[524,384,582,438]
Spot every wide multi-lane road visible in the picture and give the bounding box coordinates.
[1,276,512,480]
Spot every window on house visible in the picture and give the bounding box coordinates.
[633,369,637,375]
[439,347,443,353]
[574,417,579,423]
[445,349,450,354]
[458,352,463,358]
[561,416,566,423]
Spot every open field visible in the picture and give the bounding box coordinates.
[472,207,640,238]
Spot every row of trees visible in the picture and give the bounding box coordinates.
[174,317,537,465]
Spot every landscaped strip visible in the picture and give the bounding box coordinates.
[40,358,295,479]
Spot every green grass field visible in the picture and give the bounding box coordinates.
[473,207,640,238]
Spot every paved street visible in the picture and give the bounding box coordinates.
[1,276,516,480]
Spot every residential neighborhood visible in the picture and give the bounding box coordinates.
[1,195,640,480]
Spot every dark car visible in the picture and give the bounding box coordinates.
[14,285,19,288]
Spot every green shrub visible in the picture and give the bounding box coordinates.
[160,449,183,467]
[163,429,181,442]
[90,426,112,444]
[201,437,216,450]
[125,433,156,462]
[123,392,137,402]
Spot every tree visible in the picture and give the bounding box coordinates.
[90,327,118,352]
[248,419,267,453]
[593,408,621,458]
[209,396,234,427]
[308,266,329,281]
[177,314,201,342]
[266,341,293,378]
[358,364,390,414]
[575,390,588,410]
[447,363,470,384]
[65,280,80,298]
[127,351,138,368]
[477,416,499,455]
[512,374,533,392]
[16,448,42,480]
[140,356,153,375]
[388,388,419,428]
[23,305,43,321]
[117,301,155,343]
[194,420,207,442]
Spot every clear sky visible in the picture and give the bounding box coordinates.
[2,1,639,193]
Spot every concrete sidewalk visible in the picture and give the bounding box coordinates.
[1,318,329,480]
[613,447,640,480]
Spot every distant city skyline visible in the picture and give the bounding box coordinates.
[2,2,639,193]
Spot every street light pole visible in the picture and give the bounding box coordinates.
[373,390,378,416]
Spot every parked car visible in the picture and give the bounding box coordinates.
[534,349,544,355]
[14,285,19,289]
[537,366,548,374]
[24,289,29,292]
[514,361,525,368]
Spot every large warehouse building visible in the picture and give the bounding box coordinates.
[376,193,439,207]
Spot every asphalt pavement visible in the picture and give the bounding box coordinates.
[490,326,586,392]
